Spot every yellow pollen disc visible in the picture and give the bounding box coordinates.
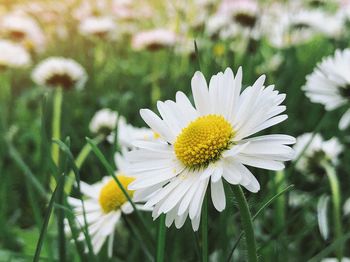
[99,175,135,213]
[174,114,234,168]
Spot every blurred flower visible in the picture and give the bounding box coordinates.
[218,0,258,28]
[256,53,283,74]
[31,57,87,90]
[289,10,342,38]
[89,109,119,136]
[303,49,350,130]
[262,6,343,48]
[67,165,149,256]
[126,67,295,230]
[108,116,158,150]
[321,258,350,262]
[79,16,116,39]
[213,43,226,57]
[131,29,178,51]
[344,197,350,216]
[206,0,260,40]
[112,0,153,21]
[0,13,46,53]
[293,133,343,174]
[73,0,110,21]
[288,190,312,208]
[0,40,31,69]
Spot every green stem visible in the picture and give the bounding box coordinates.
[50,87,63,190]
[231,185,257,262]
[201,194,208,262]
[322,161,343,261]
[156,214,167,262]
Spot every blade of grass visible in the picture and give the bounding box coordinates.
[57,137,70,262]
[226,185,294,262]
[33,173,65,262]
[63,198,89,261]
[308,232,350,262]
[7,140,47,199]
[122,215,154,261]
[194,40,202,71]
[64,134,104,195]
[52,139,96,259]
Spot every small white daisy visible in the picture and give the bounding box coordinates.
[0,40,31,69]
[126,67,295,230]
[67,158,149,257]
[89,108,119,136]
[31,57,87,90]
[131,29,178,51]
[303,49,350,130]
[293,133,343,174]
[0,13,46,53]
[79,16,116,39]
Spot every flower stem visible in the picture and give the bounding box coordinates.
[322,161,343,261]
[156,214,166,262]
[231,185,257,262]
[201,194,208,262]
[50,87,63,191]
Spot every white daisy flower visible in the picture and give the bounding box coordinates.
[0,40,31,69]
[0,13,46,53]
[67,155,149,256]
[293,133,343,174]
[131,29,178,51]
[303,49,350,130]
[89,108,119,136]
[79,16,116,39]
[107,117,159,150]
[126,67,295,230]
[31,57,87,90]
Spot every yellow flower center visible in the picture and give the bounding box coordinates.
[99,175,135,213]
[174,115,234,169]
